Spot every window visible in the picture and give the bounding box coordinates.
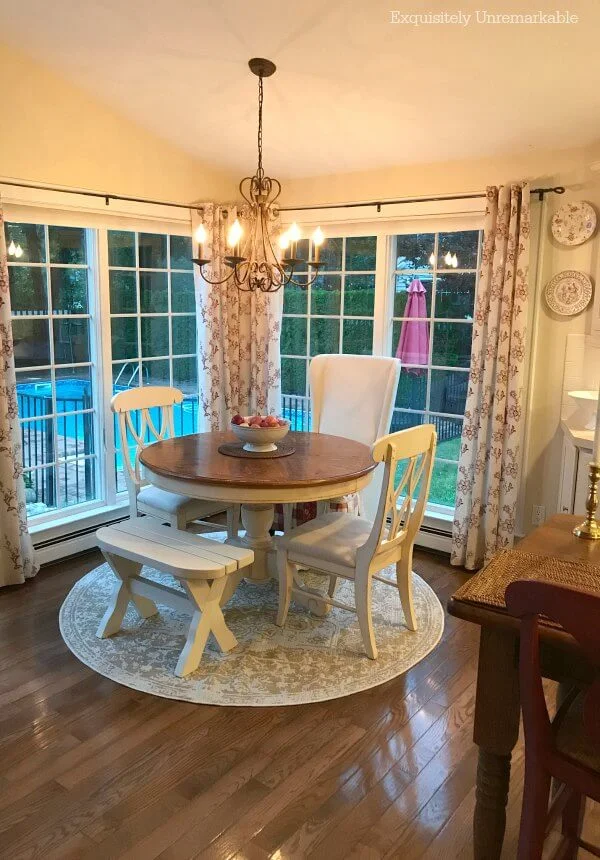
[280,235,376,428]
[389,230,481,510]
[6,222,99,518]
[108,230,199,492]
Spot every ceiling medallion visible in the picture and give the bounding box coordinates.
[192,58,325,293]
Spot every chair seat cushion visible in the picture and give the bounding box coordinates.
[137,485,224,521]
[279,512,373,568]
[553,690,600,772]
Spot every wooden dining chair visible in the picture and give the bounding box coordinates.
[505,580,600,860]
[112,386,238,537]
[276,424,436,658]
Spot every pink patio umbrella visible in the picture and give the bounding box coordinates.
[395,278,429,372]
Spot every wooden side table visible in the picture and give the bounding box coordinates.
[448,515,599,859]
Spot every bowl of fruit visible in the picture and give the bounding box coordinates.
[230,413,290,453]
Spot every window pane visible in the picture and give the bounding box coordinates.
[174,395,199,437]
[395,367,427,410]
[342,319,373,355]
[433,416,463,460]
[281,357,306,396]
[345,236,376,271]
[16,370,52,422]
[5,222,46,263]
[111,318,138,361]
[344,275,375,316]
[173,356,197,396]
[59,457,97,507]
[394,274,432,318]
[281,317,307,356]
[318,237,343,271]
[8,267,48,314]
[429,461,458,507]
[110,270,137,314]
[12,318,51,368]
[430,370,469,416]
[142,359,170,387]
[140,271,168,313]
[20,418,55,468]
[113,361,139,391]
[431,322,472,368]
[141,316,169,357]
[170,235,193,270]
[138,233,167,269]
[311,318,339,355]
[311,275,341,316]
[171,273,195,313]
[53,319,90,364]
[49,226,87,264]
[51,268,89,314]
[435,274,476,320]
[23,467,57,516]
[395,233,434,270]
[108,230,135,267]
[172,316,196,355]
[55,367,93,412]
[57,412,95,459]
[392,319,429,367]
[438,231,479,270]
[390,410,425,433]
[283,282,308,315]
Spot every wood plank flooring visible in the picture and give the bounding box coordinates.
[0,548,597,859]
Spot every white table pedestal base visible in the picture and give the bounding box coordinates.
[240,503,276,583]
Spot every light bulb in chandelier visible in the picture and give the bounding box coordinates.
[278,231,290,250]
[444,251,453,266]
[14,244,23,258]
[8,240,16,256]
[312,227,324,262]
[429,252,436,267]
[194,223,207,258]
[451,253,458,268]
[227,219,244,255]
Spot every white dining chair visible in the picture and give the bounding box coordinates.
[112,386,238,537]
[276,424,437,659]
[281,354,401,532]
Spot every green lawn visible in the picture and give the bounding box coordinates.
[395,434,461,510]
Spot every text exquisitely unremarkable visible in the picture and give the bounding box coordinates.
[389,10,579,26]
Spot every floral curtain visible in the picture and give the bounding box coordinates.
[0,206,38,585]
[451,183,530,570]
[192,204,282,430]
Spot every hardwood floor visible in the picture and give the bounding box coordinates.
[0,548,598,859]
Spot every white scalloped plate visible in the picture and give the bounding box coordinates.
[544,270,592,316]
[551,202,597,246]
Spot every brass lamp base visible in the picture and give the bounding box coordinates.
[573,462,600,540]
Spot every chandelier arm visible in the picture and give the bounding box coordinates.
[196,264,237,286]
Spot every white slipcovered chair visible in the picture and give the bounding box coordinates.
[282,353,401,531]
[112,386,237,537]
[276,424,437,659]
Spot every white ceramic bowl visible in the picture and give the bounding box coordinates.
[231,420,290,453]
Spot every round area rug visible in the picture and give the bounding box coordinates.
[60,563,444,706]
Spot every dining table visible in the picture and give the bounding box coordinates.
[448,514,600,859]
[139,430,377,586]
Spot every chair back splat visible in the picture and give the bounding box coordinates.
[112,386,183,516]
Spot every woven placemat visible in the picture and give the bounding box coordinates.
[454,549,600,612]
[218,440,296,459]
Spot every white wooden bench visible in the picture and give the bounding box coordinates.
[96,519,254,677]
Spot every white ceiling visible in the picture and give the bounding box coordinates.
[3,0,600,178]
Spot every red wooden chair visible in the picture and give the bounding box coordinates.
[505,580,600,860]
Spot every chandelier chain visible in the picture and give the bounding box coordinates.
[257,74,264,180]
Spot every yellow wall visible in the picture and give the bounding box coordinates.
[283,146,600,535]
[0,42,234,202]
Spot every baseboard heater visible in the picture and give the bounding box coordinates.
[36,514,129,567]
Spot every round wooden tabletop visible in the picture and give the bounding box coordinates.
[139,431,376,490]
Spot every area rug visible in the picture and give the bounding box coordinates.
[59,563,444,706]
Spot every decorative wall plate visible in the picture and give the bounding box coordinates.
[551,202,597,246]
[544,270,592,316]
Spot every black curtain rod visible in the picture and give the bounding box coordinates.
[278,186,566,213]
[0,178,566,213]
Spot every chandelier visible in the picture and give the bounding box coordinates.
[192,58,325,293]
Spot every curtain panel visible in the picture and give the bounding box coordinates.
[0,207,38,586]
[192,204,282,431]
[451,183,530,570]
